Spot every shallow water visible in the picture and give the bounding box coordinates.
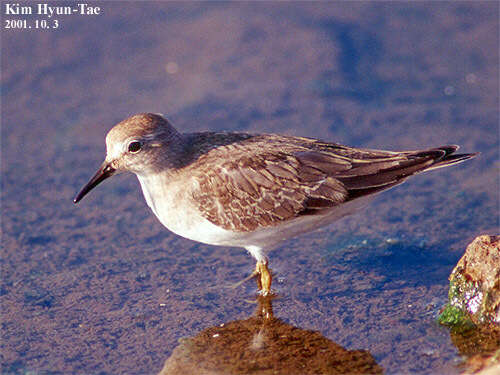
[1,2,498,374]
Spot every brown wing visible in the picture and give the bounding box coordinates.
[191,149,349,232]
[189,135,476,232]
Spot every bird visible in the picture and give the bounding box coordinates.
[73,113,477,295]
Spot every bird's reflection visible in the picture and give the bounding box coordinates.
[159,296,383,375]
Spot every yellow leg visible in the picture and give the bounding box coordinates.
[255,260,272,296]
[229,260,272,295]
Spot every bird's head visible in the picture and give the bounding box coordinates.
[73,113,180,204]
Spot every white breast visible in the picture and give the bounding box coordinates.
[136,173,235,246]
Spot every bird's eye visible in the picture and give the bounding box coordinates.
[128,141,142,153]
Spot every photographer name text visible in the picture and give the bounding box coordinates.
[5,3,100,17]
[3,3,101,30]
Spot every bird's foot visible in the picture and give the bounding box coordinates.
[229,260,273,296]
[255,260,272,296]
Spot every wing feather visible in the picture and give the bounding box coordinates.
[188,135,475,232]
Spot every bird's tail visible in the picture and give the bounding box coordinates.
[420,145,479,172]
[340,145,478,201]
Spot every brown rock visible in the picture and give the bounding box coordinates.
[440,235,500,375]
[446,235,500,327]
[456,236,500,300]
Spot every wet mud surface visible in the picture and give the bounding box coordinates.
[1,2,498,374]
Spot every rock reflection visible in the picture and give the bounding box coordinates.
[448,328,500,374]
[159,296,383,375]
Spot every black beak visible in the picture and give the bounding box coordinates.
[73,162,116,204]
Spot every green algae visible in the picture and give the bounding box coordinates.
[438,304,475,332]
[438,268,490,331]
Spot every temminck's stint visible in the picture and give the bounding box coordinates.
[74,113,477,295]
